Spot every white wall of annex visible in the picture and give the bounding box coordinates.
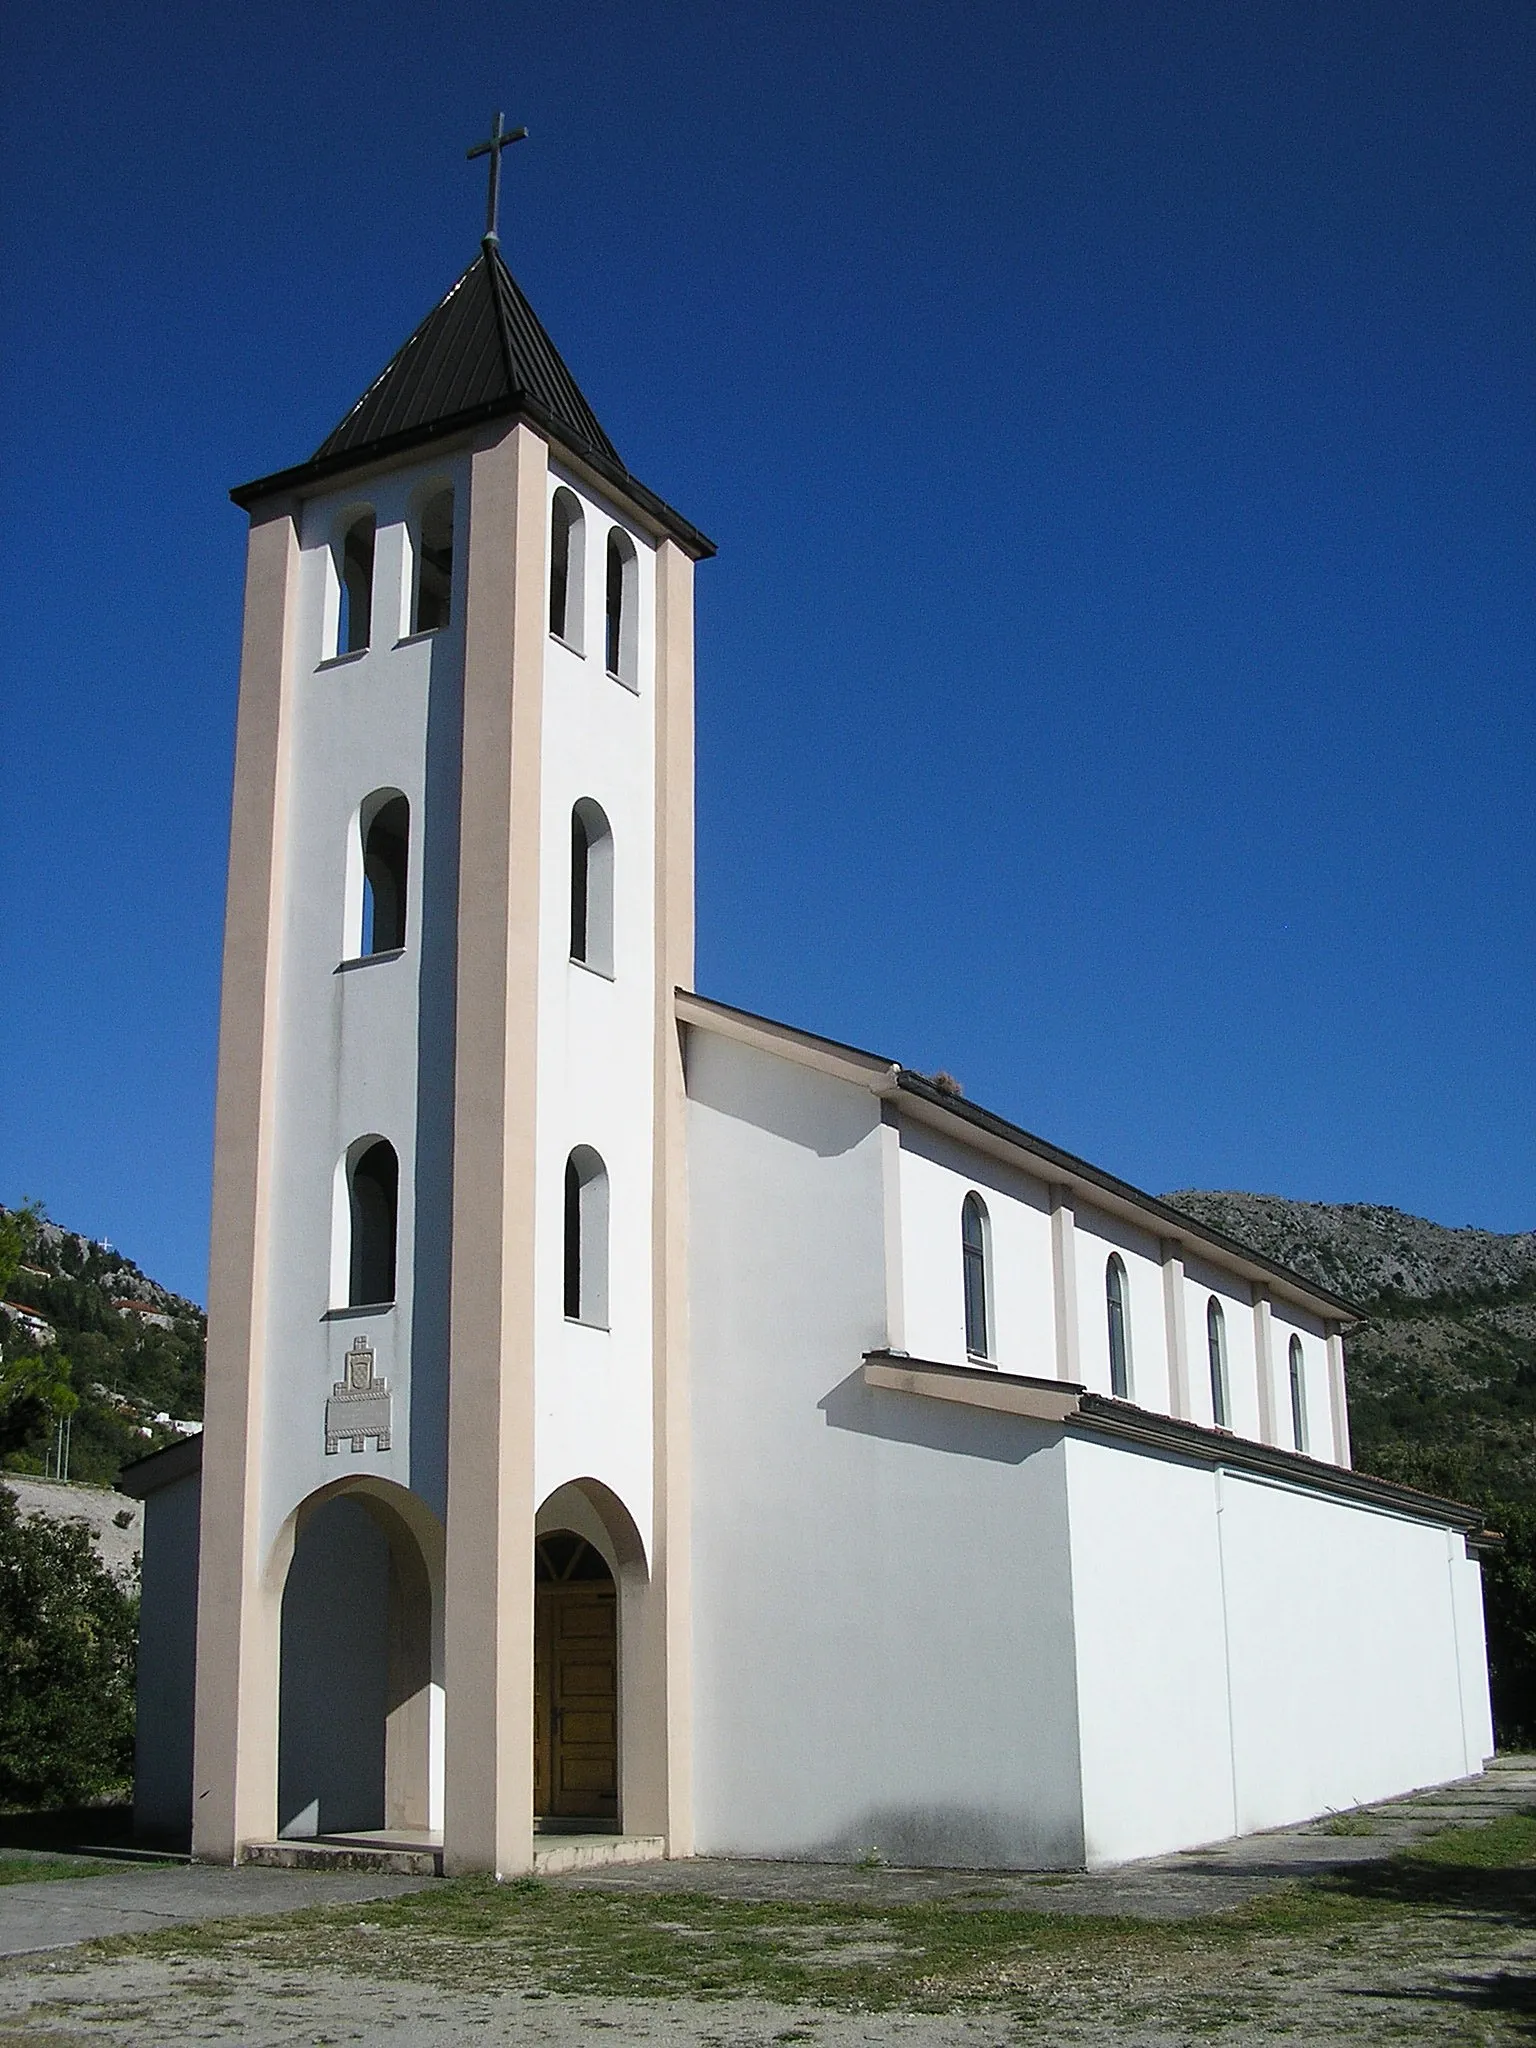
[1220,1475,1488,1831]
[896,1125,1055,1375]
[1073,1206,1168,1409]
[1452,1542,1496,1767]
[533,467,658,1554]
[1066,1433,1491,1862]
[1066,1436,1235,1865]
[1181,1256,1260,1440]
[689,1032,1086,1869]
[260,456,470,1557]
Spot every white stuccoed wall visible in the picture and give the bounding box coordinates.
[1267,1303,1332,1458]
[532,466,658,1551]
[261,458,471,1556]
[1074,1205,1168,1407]
[1066,1435,1494,1865]
[897,1126,1055,1375]
[688,1032,1087,1869]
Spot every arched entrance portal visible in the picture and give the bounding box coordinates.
[276,1482,441,1840]
[534,1532,617,1821]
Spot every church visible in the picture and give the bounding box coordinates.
[123,135,1494,1877]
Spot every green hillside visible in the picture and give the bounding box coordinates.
[1167,1190,1536,1745]
[0,1204,204,1488]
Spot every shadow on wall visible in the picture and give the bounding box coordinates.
[809,1802,1084,1872]
[819,1367,1064,1470]
[408,621,464,1520]
[685,1036,880,1160]
[277,1497,390,1837]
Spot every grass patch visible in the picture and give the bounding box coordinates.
[86,1809,1536,2017]
[1321,1810,1380,1836]
[0,1852,130,1885]
[1408,1808,1536,1868]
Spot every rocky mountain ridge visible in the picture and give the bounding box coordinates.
[1162,1190,1536,1307]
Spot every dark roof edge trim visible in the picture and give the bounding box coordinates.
[230,399,716,559]
[117,1430,203,1498]
[863,1348,1485,1533]
[1072,1391,1485,1530]
[895,1071,1364,1320]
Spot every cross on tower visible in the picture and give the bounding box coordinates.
[467,111,528,247]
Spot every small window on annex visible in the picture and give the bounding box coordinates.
[570,799,614,976]
[1207,1296,1230,1429]
[564,1147,610,1328]
[605,527,638,686]
[413,490,454,634]
[348,1139,399,1308]
[961,1192,991,1361]
[359,793,409,957]
[337,513,376,655]
[1106,1254,1132,1399]
[1288,1335,1309,1453]
[549,488,585,649]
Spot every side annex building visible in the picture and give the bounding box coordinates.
[123,219,1494,1876]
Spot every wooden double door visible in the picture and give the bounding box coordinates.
[533,1533,618,1820]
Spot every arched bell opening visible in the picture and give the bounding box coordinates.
[535,1478,658,1836]
[273,1479,443,1842]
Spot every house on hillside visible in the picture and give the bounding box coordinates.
[121,178,1494,1875]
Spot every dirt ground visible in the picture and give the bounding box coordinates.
[2,1763,1534,2044]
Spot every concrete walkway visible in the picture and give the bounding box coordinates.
[0,1757,1528,1958]
[0,1863,434,1958]
[551,1755,1536,1920]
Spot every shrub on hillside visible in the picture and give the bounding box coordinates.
[0,1489,137,1806]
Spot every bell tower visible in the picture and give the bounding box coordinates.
[191,145,713,1875]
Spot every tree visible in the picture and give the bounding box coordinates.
[0,1488,137,1806]
[0,1202,78,1464]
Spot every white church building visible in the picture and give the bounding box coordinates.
[123,186,1494,1877]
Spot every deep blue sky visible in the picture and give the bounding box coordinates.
[2,2,1531,1300]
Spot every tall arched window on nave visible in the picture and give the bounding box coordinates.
[1207,1296,1230,1429]
[961,1192,991,1361]
[1106,1254,1131,1399]
[1288,1334,1309,1453]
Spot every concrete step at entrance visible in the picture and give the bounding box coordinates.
[243,1830,665,1878]
[533,1833,665,1875]
[243,1834,441,1877]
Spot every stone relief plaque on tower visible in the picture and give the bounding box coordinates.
[325,1335,392,1454]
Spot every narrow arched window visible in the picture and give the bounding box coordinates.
[961,1193,990,1360]
[564,1147,609,1328]
[549,487,585,649]
[349,1140,398,1307]
[1207,1297,1229,1428]
[570,799,614,975]
[338,513,375,654]
[359,793,409,956]
[1106,1255,1131,1399]
[1288,1335,1309,1453]
[605,528,637,686]
[413,489,454,634]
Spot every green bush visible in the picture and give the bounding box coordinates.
[0,1489,137,1807]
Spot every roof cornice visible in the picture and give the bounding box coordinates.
[676,987,1362,1323]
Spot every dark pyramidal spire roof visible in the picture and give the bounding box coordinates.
[231,241,713,555]
[314,242,621,472]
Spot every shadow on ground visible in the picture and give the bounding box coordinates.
[0,1805,164,1864]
